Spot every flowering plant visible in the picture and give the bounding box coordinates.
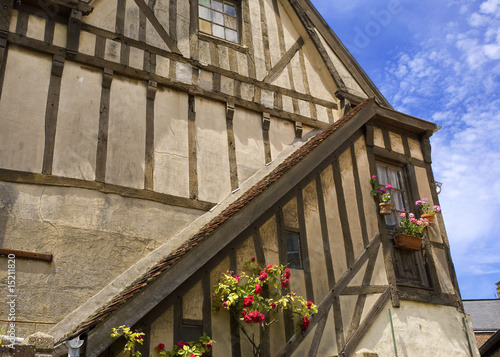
[155,333,214,357]
[415,198,441,214]
[213,258,317,357]
[370,175,393,203]
[110,325,145,357]
[395,213,429,238]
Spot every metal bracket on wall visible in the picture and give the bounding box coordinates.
[262,112,271,131]
[0,248,53,262]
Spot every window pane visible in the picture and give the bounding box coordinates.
[224,4,236,16]
[199,0,211,7]
[212,10,224,25]
[212,23,225,38]
[199,5,211,20]
[211,0,223,11]
[385,212,397,230]
[389,169,403,189]
[199,19,212,34]
[225,15,237,30]
[377,166,388,185]
[287,252,302,269]
[393,191,406,211]
[286,233,299,251]
[225,28,238,43]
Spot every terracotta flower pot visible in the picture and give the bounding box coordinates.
[421,213,435,223]
[379,202,392,215]
[394,233,423,251]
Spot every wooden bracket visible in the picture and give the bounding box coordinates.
[146,80,157,100]
[67,8,82,57]
[102,68,113,89]
[0,248,53,262]
[294,121,303,138]
[226,102,235,121]
[51,55,65,77]
[262,112,271,131]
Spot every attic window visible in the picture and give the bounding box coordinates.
[198,0,240,43]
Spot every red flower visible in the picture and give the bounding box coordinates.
[135,335,142,340]
[216,306,220,312]
[241,310,247,316]
[233,274,240,281]
[190,354,195,357]
[292,293,296,296]
[244,314,252,323]
[283,268,291,279]
[255,284,262,294]
[307,301,313,308]
[243,296,254,307]
[156,343,165,351]
[271,303,277,309]
[281,279,289,287]
[248,311,265,323]
[205,342,212,348]
[258,271,268,281]
[178,341,185,347]
[301,316,310,331]
[267,264,274,270]
[251,257,256,262]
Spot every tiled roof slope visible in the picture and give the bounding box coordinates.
[61,99,374,343]
[464,299,500,332]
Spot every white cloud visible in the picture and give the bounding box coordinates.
[380,0,500,290]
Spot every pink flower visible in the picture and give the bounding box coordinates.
[372,175,376,179]
[409,213,415,218]
[307,301,313,308]
[400,212,406,217]
[156,343,165,351]
[205,342,212,348]
[259,271,268,281]
[292,292,297,297]
[415,200,422,205]
[433,205,441,212]
[255,284,262,294]
[385,184,393,190]
[222,301,228,308]
[301,316,310,330]
[281,279,289,287]
[379,189,386,194]
[233,274,240,281]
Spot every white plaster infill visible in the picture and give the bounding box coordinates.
[49,129,321,343]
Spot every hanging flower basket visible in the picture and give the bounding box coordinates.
[421,213,435,223]
[379,202,392,215]
[394,233,423,251]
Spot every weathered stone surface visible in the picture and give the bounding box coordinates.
[0,344,35,357]
[22,333,53,350]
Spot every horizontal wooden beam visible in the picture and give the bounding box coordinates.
[372,146,426,167]
[0,169,214,212]
[0,248,53,262]
[341,285,388,295]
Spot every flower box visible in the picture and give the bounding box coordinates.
[421,213,435,223]
[394,233,423,251]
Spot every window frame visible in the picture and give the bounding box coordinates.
[284,228,302,270]
[197,0,241,44]
[375,161,432,288]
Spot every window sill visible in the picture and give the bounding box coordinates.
[198,32,249,53]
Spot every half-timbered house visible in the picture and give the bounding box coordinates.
[0,0,479,356]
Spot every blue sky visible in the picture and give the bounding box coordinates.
[310,0,500,299]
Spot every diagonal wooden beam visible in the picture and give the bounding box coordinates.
[340,288,391,357]
[288,0,346,91]
[133,0,181,54]
[276,233,381,357]
[307,305,331,357]
[263,37,304,83]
